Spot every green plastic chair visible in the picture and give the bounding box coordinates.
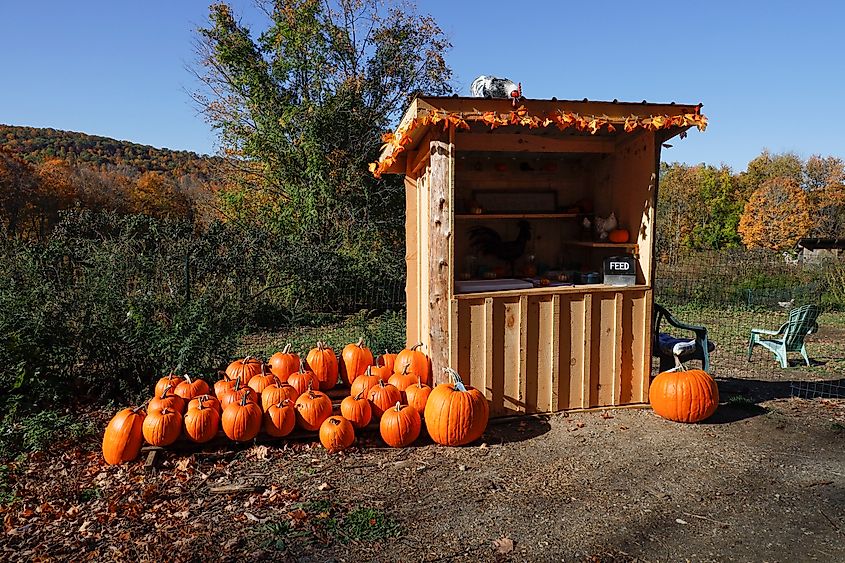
[747,304,819,368]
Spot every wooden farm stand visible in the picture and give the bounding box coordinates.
[374,96,706,417]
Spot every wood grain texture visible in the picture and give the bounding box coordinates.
[428,130,453,385]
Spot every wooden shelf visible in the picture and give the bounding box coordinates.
[564,240,639,251]
[454,213,580,220]
[454,283,650,299]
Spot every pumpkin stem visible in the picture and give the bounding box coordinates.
[299,358,307,373]
[375,356,384,368]
[402,363,410,376]
[183,374,192,384]
[240,388,251,406]
[443,367,468,392]
[411,342,424,351]
[356,337,364,348]
[160,384,173,399]
[282,343,292,355]
[233,375,242,390]
[354,389,366,401]
[394,401,402,411]
[330,417,341,426]
[416,376,421,388]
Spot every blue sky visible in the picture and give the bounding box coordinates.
[1,1,843,170]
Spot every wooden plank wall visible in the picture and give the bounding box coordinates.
[451,288,651,417]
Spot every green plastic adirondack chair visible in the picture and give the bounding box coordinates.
[747,304,819,368]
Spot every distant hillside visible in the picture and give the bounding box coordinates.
[0,124,219,180]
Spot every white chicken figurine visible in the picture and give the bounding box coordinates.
[470,76,522,104]
[594,212,618,241]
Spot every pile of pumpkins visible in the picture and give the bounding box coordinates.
[102,340,489,465]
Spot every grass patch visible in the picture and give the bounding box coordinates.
[337,507,402,542]
[0,464,17,506]
[723,394,761,410]
[0,409,94,461]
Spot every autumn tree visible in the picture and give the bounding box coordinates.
[193,0,453,252]
[0,148,39,236]
[803,155,845,238]
[738,177,813,250]
[738,149,803,199]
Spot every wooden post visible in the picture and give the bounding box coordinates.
[429,127,453,385]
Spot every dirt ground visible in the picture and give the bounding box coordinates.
[1,384,843,562]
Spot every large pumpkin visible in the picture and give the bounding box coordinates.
[340,338,373,386]
[222,392,263,442]
[294,389,333,431]
[349,366,381,399]
[405,377,432,415]
[424,368,489,446]
[264,399,296,438]
[225,356,264,385]
[148,385,185,414]
[319,416,355,453]
[395,343,431,386]
[102,407,146,465]
[155,373,184,397]
[142,407,182,447]
[261,377,299,412]
[174,374,210,401]
[183,400,220,443]
[649,367,719,423]
[380,402,421,448]
[367,380,401,420]
[268,344,300,381]
[306,341,338,390]
[340,391,372,429]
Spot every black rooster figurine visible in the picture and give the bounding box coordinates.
[469,220,532,277]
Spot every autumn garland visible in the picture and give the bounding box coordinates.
[369,105,708,178]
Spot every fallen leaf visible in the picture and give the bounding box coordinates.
[175,458,191,472]
[675,518,688,525]
[601,412,614,419]
[251,446,270,461]
[493,536,514,554]
[317,482,331,491]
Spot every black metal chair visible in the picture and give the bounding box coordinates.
[652,303,715,372]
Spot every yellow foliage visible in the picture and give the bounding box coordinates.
[738,178,813,250]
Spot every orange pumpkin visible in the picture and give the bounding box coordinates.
[174,374,210,401]
[377,351,398,374]
[424,368,489,446]
[319,416,355,453]
[294,388,333,431]
[608,228,630,243]
[264,399,296,438]
[268,344,300,381]
[188,394,221,414]
[395,343,431,386]
[219,379,258,411]
[367,380,401,420]
[221,392,263,442]
[340,337,373,386]
[379,402,421,448]
[288,361,317,396]
[247,364,276,398]
[155,373,184,397]
[405,377,432,415]
[148,384,185,414]
[369,355,392,382]
[350,366,382,399]
[183,400,220,443]
[102,407,146,465]
[214,371,236,398]
[306,342,338,390]
[649,367,719,423]
[388,364,416,397]
[225,356,264,385]
[261,377,300,412]
[142,407,182,447]
[340,391,372,429]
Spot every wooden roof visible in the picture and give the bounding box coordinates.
[374,96,706,176]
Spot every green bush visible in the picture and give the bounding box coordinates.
[0,408,94,461]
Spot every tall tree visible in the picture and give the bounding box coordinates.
[193,0,453,252]
[738,177,813,250]
[0,148,39,236]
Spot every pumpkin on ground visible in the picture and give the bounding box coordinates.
[350,366,381,399]
[225,356,264,385]
[380,402,421,448]
[367,380,401,420]
[102,407,146,465]
[219,378,258,410]
[188,394,221,414]
[376,351,397,374]
[155,373,184,397]
[319,416,355,453]
[268,344,300,380]
[183,400,220,443]
[247,364,276,397]
[264,399,296,437]
[222,392,263,442]
[395,343,431,386]
[424,367,489,446]
[340,337,373,387]
[261,377,300,412]
[388,365,416,397]
[142,407,182,447]
[174,374,210,401]
[649,367,719,423]
[405,377,432,415]
[288,361,317,395]
[306,341,338,390]
[340,391,372,429]
[294,388,333,431]
[214,372,236,398]
[148,385,185,414]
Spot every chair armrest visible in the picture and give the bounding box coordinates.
[751,322,788,337]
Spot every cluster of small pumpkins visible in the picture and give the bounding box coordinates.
[102,340,489,465]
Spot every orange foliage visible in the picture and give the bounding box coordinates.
[738,178,814,250]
